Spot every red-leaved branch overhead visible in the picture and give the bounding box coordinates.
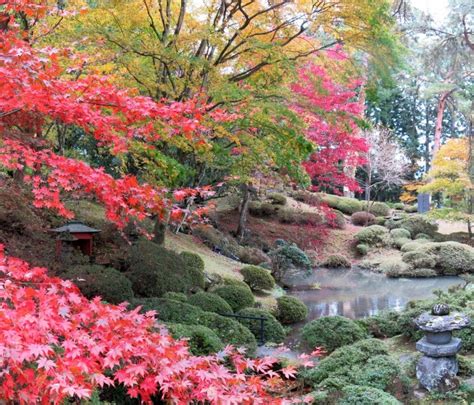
[0,1,233,228]
[291,59,367,193]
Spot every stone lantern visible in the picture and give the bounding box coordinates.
[415,304,471,392]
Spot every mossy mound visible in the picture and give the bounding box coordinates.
[390,228,411,240]
[318,194,364,215]
[355,225,388,246]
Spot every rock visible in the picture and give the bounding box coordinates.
[416,337,461,357]
[432,303,450,316]
[416,356,459,392]
[415,311,471,333]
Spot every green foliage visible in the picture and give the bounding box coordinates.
[402,251,437,268]
[267,193,287,205]
[380,257,437,278]
[277,208,324,226]
[62,265,133,304]
[270,240,312,271]
[392,237,411,249]
[415,233,431,240]
[351,211,376,226]
[318,194,363,215]
[301,316,366,353]
[166,323,224,355]
[276,295,308,325]
[363,202,391,217]
[399,215,438,237]
[356,244,369,256]
[131,298,257,352]
[393,203,404,210]
[403,205,418,213]
[322,254,351,268]
[389,228,411,239]
[339,385,401,405]
[240,266,275,291]
[331,209,347,229]
[220,277,252,292]
[127,240,196,297]
[356,311,403,338]
[179,251,205,289]
[375,216,386,226]
[188,292,233,314]
[304,338,388,386]
[236,308,285,344]
[354,225,388,246]
[422,242,474,275]
[162,292,188,302]
[400,239,431,252]
[213,285,255,312]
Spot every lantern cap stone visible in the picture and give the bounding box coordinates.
[415,311,471,333]
[50,220,101,234]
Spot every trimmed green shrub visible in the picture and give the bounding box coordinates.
[318,193,364,215]
[390,228,411,239]
[269,241,312,281]
[261,202,279,216]
[240,265,275,291]
[188,292,233,314]
[351,211,376,226]
[180,251,205,289]
[268,193,287,205]
[322,254,351,268]
[393,203,405,210]
[422,241,474,275]
[166,323,224,355]
[276,296,308,324]
[248,201,263,216]
[402,250,436,268]
[403,205,418,213]
[277,208,324,225]
[400,239,431,252]
[384,218,405,230]
[238,246,270,266]
[339,385,401,405]
[399,215,438,237]
[292,190,321,206]
[353,354,402,391]
[375,216,386,226]
[214,285,255,312]
[363,202,391,217]
[304,338,388,386]
[127,241,194,297]
[63,265,133,304]
[356,311,402,338]
[381,258,437,278]
[236,308,285,343]
[302,316,366,353]
[163,292,188,302]
[354,225,388,246]
[415,233,431,240]
[220,277,252,292]
[197,312,257,353]
[131,298,257,352]
[392,237,411,249]
[356,244,369,256]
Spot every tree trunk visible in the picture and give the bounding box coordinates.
[153,217,167,245]
[432,91,452,159]
[468,120,474,238]
[236,183,250,241]
[424,104,432,172]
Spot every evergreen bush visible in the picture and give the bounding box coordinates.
[267,193,287,205]
[363,202,391,217]
[180,251,205,289]
[166,323,224,355]
[356,244,369,256]
[301,316,366,352]
[399,215,438,237]
[240,265,275,291]
[276,296,308,324]
[390,228,411,239]
[188,292,233,314]
[322,254,351,268]
[236,308,285,343]
[214,285,255,312]
[162,292,188,302]
[63,264,133,304]
[351,211,376,226]
[354,225,388,246]
[339,385,401,405]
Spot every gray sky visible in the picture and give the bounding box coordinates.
[410,0,449,22]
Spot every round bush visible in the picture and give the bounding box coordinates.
[188,292,233,314]
[276,295,308,324]
[131,298,204,324]
[354,225,388,246]
[354,354,402,391]
[236,308,285,343]
[363,202,391,217]
[392,237,411,249]
[166,323,224,355]
[63,265,133,304]
[339,385,401,405]
[351,211,376,226]
[322,254,351,268]
[390,228,411,239]
[400,215,438,237]
[356,244,369,256]
[319,194,363,215]
[163,292,188,302]
[393,203,404,210]
[423,241,474,275]
[240,265,275,291]
[261,202,278,216]
[374,216,386,226]
[357,311,402,338]
[400,239,431,252]
[404,205,418,213]
[220,277,252,292]
[127,241,194,297]
[214,285,255,312]
[267,193,287,205]
[301,316,366,352]
[402,250,436,268]
[180,251,205,289]
[415,233,431,240]
[197,312,257,354]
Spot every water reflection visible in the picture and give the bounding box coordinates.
[286,267,463,320]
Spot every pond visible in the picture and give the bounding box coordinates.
[281,267,464,350]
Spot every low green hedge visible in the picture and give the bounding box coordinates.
[213,285,255,312]
[188,292,233,314]
[276,296,308,324]
[236,308,285,344]
[166,323,224,355]
[301,316,366,353]
[240,265,275,291]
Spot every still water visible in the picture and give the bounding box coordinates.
[286,267,463,321]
